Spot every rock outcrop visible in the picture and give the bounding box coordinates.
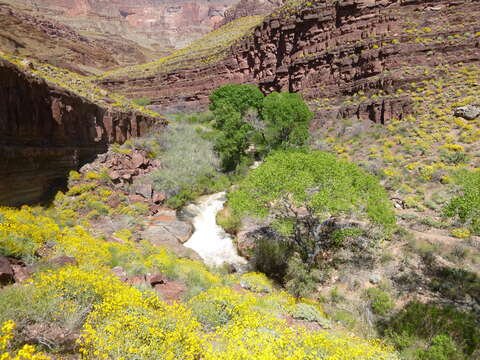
[0,58,164,206]
[101,0,480,123]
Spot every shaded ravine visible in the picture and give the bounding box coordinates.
[183,192,247,269]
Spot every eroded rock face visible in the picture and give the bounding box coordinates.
[12,0,241,52]
[0,59,163,206]
[102,0,480,123]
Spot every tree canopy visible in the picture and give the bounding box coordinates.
[209,84,264,115]
[261,92,313,150]
[228,150,396,230]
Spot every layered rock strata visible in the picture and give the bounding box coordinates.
[101,0,480,123]
[0,59,163,206]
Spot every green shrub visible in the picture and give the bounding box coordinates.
[147,120,220,206]
[212,102,252,171]
[416,335,463,360]
[292,303,331,328]
[365,288,394,315]
[385,302,479,356]
[240,272,273,293]
[228,150,396,267]
[444,169,480,235]
[284,253,321,298]
[216,206,241,234]
[252,236,292,282]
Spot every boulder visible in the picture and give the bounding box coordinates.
[154,281,187,303]
[454,105,480,120]
[12,264,30,283]
[147,273,168,287]
[0,256,14,285]
[134,183,153,199]
[152,191,166,204]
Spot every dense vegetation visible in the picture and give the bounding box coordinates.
[1,61,480,359]
[0,169,397,359]
[228,150,395,295]
[209,84,313,170]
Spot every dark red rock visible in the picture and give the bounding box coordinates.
[152,191,166,204]
[0,256,14,285]
[11,265,30,283]
[0,59,164,207]
[148,273,168,287]
[154,281,187,303]
[100,0,480,126]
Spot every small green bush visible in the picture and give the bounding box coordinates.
[292,303,331,328]
[365,287,394,315]
[284,254,321,298]
[416,335,463,360]
[444,169,480,235]
[385,302,479,356]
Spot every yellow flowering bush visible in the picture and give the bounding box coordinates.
[0,321,50,360]
[188,287,256,330]
[240,272,273,293]
[0,207,60,259]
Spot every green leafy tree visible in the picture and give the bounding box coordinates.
[261,92,313,150]
[228,150,395,265]
[209,84,264,115]
[213,102,252,171]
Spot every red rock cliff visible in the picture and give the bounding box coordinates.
[101,0,480,122]
[0,59,164,206]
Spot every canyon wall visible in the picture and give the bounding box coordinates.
[0,59,164,206]
[7,0,242,53]
[101,0,480,122]
[0,2,155,73]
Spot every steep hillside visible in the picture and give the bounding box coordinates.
[100,0,480,119]
[0,2,161,74]
[6,0,242,56]
[0,55,164,206]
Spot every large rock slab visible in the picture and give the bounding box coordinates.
[141,211,201,261]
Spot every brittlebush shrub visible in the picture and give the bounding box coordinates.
[0,207,60,261]
[0,320,50,360]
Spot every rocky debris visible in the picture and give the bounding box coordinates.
[0,59,163,206]
[154,281,187,303]
[454,105,480,120]
[50,255,77,267]
[83,149,160,187]
[0,256,14,285]
[22,323,79,353]
[110,268,186,302]
[147,273,168,287]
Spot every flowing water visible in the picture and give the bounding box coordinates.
[183,192,247,268]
